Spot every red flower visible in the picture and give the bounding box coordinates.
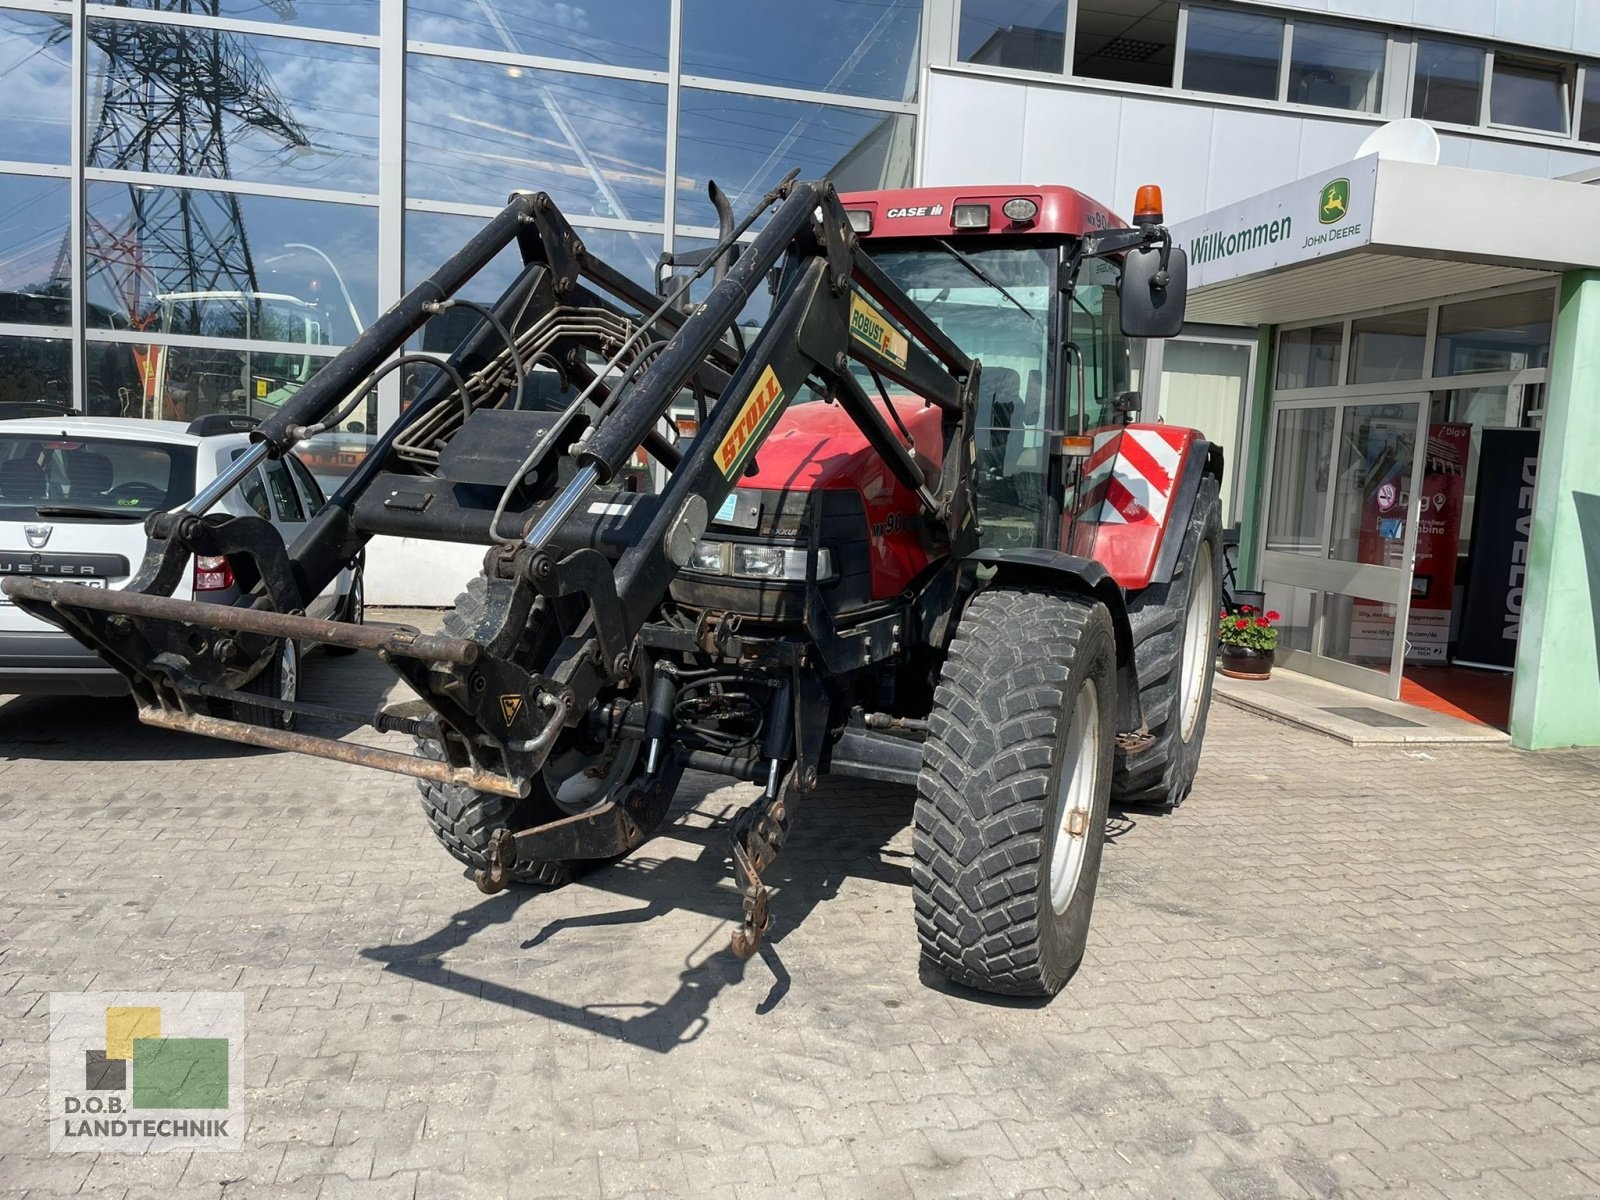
[1240,604,1255,613]
[1235,618,1249,629]
[1255,616,1270,627]
[1266,610,1281,621]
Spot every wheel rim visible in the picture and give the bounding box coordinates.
[278,639,298,708]
[349,574,364,624]
[1048,679,1100,915]
[1179,546,1215,744]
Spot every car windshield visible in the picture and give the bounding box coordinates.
[0,434,197,520]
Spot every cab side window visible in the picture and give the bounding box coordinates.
[264,459,305,522]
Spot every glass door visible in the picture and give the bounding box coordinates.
[1257,393,1430,699]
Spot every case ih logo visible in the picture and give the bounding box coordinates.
[884,204,944,218]
[1319,178,1351,225]
[849,294,909,368]
[715,365,783,478]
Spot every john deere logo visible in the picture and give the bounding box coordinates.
[1319,178,1351,225]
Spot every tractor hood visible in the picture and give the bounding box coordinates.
[743,397,944,494]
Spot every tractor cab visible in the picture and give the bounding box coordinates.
[840,185,1184,581]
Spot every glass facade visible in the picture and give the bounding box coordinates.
[0,0,918,425]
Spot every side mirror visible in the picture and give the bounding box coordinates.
[1113,390,1141,424]
[1119,244,1188,338]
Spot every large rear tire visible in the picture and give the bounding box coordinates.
[914,586,1117,998]
[1112,476,1222,808]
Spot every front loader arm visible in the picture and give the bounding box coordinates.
[3,179,977,803]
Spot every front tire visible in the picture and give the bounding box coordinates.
[914,586,1117,997]
[414,575,677,886]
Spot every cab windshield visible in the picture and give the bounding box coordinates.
[866,239,1058,544]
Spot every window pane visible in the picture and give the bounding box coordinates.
[1412,39,1483,125]
[406,0,667,70]
[1073,0,1177,88]
[1264,405,1335,555]
[0,335,72,410]
[406,56,667,222]
[1288,21,1386,113]
[1159,340,1251,524]
[0,10,71,164]
[1347,309,1426,384]
[1322,592,1398,674]
[405,211,660,351]
[677,90,913,230]
[1327,401,1419,567]
[1581,70,1600,142]
[0,176,70,327]
[85,183,377,341]
[1490,58,1570,133]
[84,21,380,193]
[1183,7,1283,100]
[97,339,347,425]
[683,0,922,102]
[113,0,376,35]
[958,0,1066,73]
[1275,323,1341,389]
[1434,291,1552,376]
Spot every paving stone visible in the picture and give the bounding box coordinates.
[1,641,1598,1198]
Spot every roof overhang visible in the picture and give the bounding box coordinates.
[1170,155,1600,326]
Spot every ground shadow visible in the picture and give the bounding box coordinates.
[361,778,917,1050]
[363,775,1164,1043]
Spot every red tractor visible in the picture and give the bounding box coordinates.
[8,175,1220,998]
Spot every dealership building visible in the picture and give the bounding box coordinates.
[1,0,1597,746]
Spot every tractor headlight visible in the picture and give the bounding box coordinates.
[686,539,836,583]
[689,540,726,574]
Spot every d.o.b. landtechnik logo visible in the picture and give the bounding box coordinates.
[48,992,244,1152]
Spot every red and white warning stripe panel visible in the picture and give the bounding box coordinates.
[1070,424,1199,589]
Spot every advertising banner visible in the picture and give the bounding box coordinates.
[1456,428,1541,670]
[1406,423,1471,663]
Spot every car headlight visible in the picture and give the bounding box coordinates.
[686,539,835,583]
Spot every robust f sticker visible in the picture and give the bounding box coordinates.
[715,365,783,478]
[849,293,909,368]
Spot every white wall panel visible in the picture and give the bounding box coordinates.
[1206,109,1304,211]
[1017,86,1123,204]
[1324,0,1415,25]
[1295,120,1375,178]
[1465,139,1560,176]
[1410,0,1498,42]
[921,74,1027,185]
[1112,102,1216,221]
[1576,2,1600,55]
[1493,0,1575,53]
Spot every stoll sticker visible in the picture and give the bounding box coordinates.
[714,364,784,479]
[849,293,909,368]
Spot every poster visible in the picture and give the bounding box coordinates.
[1406,423,1471,663]
[1456,429,1541,670]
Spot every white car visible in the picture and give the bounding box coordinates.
[0,414,360,715]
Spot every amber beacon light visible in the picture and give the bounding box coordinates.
[1133,184,1164,226]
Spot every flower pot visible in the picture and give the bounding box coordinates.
[1219,644,1272,680]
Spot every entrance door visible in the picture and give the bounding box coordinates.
[1257,393,1430,699]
